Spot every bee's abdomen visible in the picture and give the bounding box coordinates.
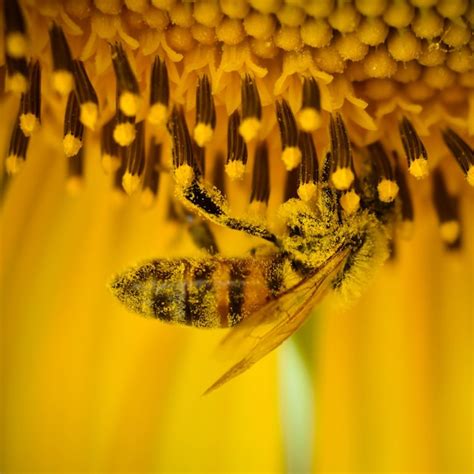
[110,257,282,328]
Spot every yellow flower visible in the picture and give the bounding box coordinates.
[1,0,473,472]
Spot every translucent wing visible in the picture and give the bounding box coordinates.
[204,247,349,394]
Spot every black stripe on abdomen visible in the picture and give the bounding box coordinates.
[228,261,248,326]
[186,260,216,327]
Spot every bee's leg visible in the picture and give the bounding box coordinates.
[186,211,219,255]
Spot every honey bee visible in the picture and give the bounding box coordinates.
[110,106,397,394]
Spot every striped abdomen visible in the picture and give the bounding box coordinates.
[110,256,284,327]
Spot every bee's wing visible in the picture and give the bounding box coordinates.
[204,248,349,395]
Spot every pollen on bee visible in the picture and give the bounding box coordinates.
[49,24,75,96]
[297,76,322,132]
[239,74,262,143]
[225,110,248,180]
[174,164,195,189]
[399,116,429,179]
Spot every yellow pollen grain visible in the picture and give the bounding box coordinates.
[393,61,421,83]
[166,26,195,52]
[436,0,469,19]
[174,164,194,188]
[239,117,261,143]
[249,0,282,15]
[409,158,429,179]
[423,65,455,89]
[250,38,279,59]
[356,16,389,46]
[19,113,39,137]
[119,91,140,117]
[216,18,245,45]
[274,25,302,51]
[355,0,387,17]
[419,42,446,67]
[169,3,194,27]
[340,190,360,215]
[328,3,361,33]
[412,8,444,39]
[91,11,117,39]
[220,0,250,19]
[94,0,122,15]
[313,44,345,74]
[383,0,414,28]
[244,11,276,40]
[297,182,317,202]
[63,134,83,158]
[80,102,99,130]
[113,122,136,146]
[141,188,156,208]
[281,147,302,170]
[300,18,333,48]
[66,176,83,196]
[304,0,334,18]
[466,165,474,186]
[331,167,354,190]
[377,179,399,203]
[5,155,24,175]
[225,160,246,180]
[387,29,422,62]
[193,0,223,28]
[52,71,75,97]
[442,19,471,48]
[122,171,141,195]
[191,24,216,45]
[363,46,397,78]
[101,154,121,174]
[6,73,28,94]
[147,103,168,126]
[6,32,28,58]
[297,107,322,132]
[194,123,214,147]
[447,47,473,73]
[276,5,306,27]
[335,32,369,62]
[439,220,460,244]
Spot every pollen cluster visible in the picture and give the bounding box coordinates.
[2,0,473,250]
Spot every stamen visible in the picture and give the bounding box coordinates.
[284,168,299,202]
[399,116,429,179]
[330,113,355,190]
[298,76,322,132]
[367,141,399,203]
[6,114,29,175]
[432,168,461,247]
[72,60,99,130]
[141,136,161,208]
[148,56,169,127]
[49,24,75,96]
[276,99,301,170]
[5,55,28,93]
[249,141,270,211]
[193,140,206,179]
[194,75,216,148]
[4,0,28,59]
[225,110,248,180]
[213,152,227,197]
[113,90,136,147]
[239,74,262,143]
[111,43,140,117]
[393,151,415,239]
[167,107,195,188]
[19,61,41,137]
[442,128,474,186]
[63,92,84,158]
[122,120,145,195]
[66,148,84,196]
[297,131,318,202]
[101,118,121,173]
[339,189,361,215]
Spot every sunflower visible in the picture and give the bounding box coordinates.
[1,0,473,472]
